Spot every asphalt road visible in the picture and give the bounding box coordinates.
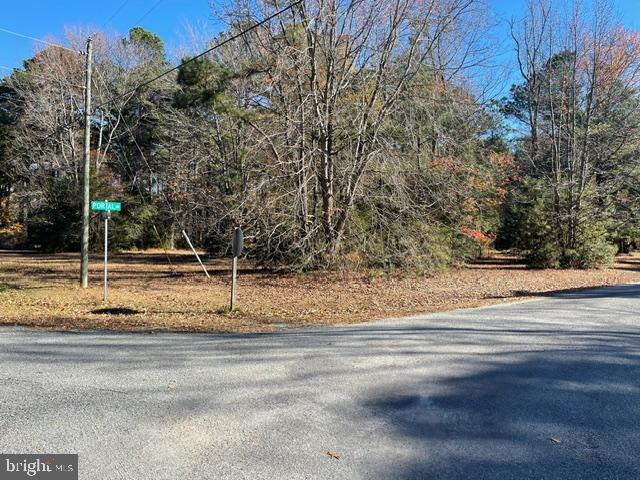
[1,284,639,479]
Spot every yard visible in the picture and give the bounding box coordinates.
[1,249,639,333]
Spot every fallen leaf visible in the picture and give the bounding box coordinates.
[326,451,340,460]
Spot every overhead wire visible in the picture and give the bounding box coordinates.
[5,0,303,242]
[10,1,302,141]
[95,0,160,61]
[93,66,176,268]
[93,0,303,111]
[131,0,165,27]
[86,1,302,259]
[0,27,83,118]
[103,0,132,27]
[0,27,80,53]
[119,116,189,270]
[96,1,303,258]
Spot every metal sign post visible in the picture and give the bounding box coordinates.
[230,227,244,311]
[103,210,110,303]
[91,200,121,303]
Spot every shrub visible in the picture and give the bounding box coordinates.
[564,224,617,269]
[526,243,561,269]
[498,177,616,269]
[344,203,481,272]
[0,223,27,248]
[26,204,81,252]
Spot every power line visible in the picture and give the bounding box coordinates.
[0,27,79,54]
[94,0,302,111]
[13,2,302,145]
[96,0,160,59]
[0,65,19,82]
[92,66,176,269]
[94,63,177,218]
[103,0,132,26]
[131,0,165,27]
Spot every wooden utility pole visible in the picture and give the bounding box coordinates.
[80,38,92,288]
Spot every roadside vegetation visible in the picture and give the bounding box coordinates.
[1,0,640,274]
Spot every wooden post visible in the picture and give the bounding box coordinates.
[229,227,243,311]
[230,256,238,311]
[80,37,92,288]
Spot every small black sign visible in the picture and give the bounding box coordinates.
[232,227,244,257]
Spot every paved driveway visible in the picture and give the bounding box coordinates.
[1,284,639,479]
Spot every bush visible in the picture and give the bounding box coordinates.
[26,204,81,252]
[524,226,616,269]
[0,223,27,248]
[0,199,26,248]
[108,204,162,251]
[344,203,480,272]
[526,243,561,269]
[498,177,616,269]
[564,225,617,269]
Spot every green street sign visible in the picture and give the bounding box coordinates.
[91,200,122,212]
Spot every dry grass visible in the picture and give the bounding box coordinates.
[1,249,639,333]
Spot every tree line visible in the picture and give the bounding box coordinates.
[1,0,639,270]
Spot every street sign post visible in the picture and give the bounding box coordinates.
[91,200,121,302]
[230,227,244,311]
[102,210,110,302]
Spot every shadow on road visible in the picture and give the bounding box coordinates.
[483,282,640,301]
[365,346,640,479]
[1,283,639,479]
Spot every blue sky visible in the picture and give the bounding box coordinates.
[491,0,640,29]
[0,0,216,74]
[1,0,640,79]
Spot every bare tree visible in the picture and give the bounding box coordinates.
[216,0,490,264]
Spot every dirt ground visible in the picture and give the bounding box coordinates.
[1,249,639,333]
